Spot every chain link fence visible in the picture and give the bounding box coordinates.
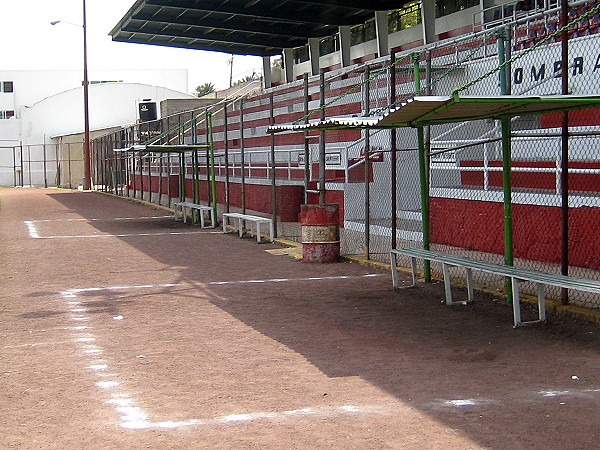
[0,142,85,188]
[85,1,600,310]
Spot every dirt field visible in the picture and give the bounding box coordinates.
[1,188,600,449]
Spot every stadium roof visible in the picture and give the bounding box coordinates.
[267,95,600,131]
[110,0,413,56]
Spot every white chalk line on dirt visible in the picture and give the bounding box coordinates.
[57,286,600,430]
[24,217,219,239]
[3,340,73,349]
[58,275,385,429]
[24,221,39,238]
[120,404,410,430]
[58,296,150,427]
[27,216,173,223]
[28,229,220,239]
[60,274,383,296]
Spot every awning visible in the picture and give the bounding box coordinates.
[111,0,412,56]
[267,94,600,132]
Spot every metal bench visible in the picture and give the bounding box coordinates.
[174,202,215,228]
[391,247,600,327]
[222,212,274,243]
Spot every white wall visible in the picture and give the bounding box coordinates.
[20,82,195,145]
[0,82,195,186]
[0,69,189,113]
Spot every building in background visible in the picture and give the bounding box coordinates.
[0,69,193,186]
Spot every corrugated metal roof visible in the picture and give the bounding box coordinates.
[110,0,413,56]
[267,95,600,132]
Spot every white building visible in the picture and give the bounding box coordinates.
[0,69,195,186]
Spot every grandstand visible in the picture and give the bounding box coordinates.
[95,1,600,310]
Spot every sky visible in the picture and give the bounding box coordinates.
[1,0,263,92]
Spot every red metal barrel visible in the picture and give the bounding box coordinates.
[299,204,340,263]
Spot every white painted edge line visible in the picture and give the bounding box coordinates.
[24,220,39,238]
[60,283,600,430]
[60,274,383,296]
[3,340,72,349]
[28,230,220,239]
[58,274,383,429]
[121,404,403,430]
[28,216,173,223]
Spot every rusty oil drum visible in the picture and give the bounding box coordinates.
[299,204,340,263]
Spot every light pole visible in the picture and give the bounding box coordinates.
[51,0,92,190]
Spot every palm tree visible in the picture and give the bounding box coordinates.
[195,82,215,97]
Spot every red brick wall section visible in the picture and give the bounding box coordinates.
[181,179,305,222]
[541,108,600,127]
[430,197,600,270]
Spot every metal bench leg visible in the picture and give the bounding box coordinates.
[182,206,188,224]
[256,221,261,243]
[390,252,399,288]
[466,268,474,303]
[238,219,243,237]
[269,220,274,243]
[222,215,228,233]
[410,257,417,286]
[512,278,522,327]
[537,283,546,322]
[210,209,216,228]
[199,209,206,228]
[442,263,453,305]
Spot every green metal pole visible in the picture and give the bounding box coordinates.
[207,111,218,222]
[179,152,185,203]
[193,148,199,224]
[192,117,200,224]
[414,53,431,282]
[498,28,514,305]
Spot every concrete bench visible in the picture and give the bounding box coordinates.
[391,247,600,327]
[174,202,215,228]
[222,212,274,243]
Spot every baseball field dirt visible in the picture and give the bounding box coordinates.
[1,188,599,449]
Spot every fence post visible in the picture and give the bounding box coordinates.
[157,149,163,205]
[179,151,185,203]
[55,143,60,187]
[192,116,200,216]
[166,152,171,206]
[67,143,72,189]
[414,53,431,282]
[12,146,17,187]
[560,0,570,304]
[240,98,246,213]
[319,69,326,205]
[270,92,278,237]
[27,145,32,187]
[224,100,230,213]
[303,73,310,204]
[390,54,397,251]
[498,27,514,305]
[204,109,211,206]
[138,151,143,201]
[364,65,371,260]
[207,111,218,223]
[43,141,48,188]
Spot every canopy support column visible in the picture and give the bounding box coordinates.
[414,53,431,282]
[498,27,514,305]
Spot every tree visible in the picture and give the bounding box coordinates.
[233,73,260,86]
[195,82,215,97]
